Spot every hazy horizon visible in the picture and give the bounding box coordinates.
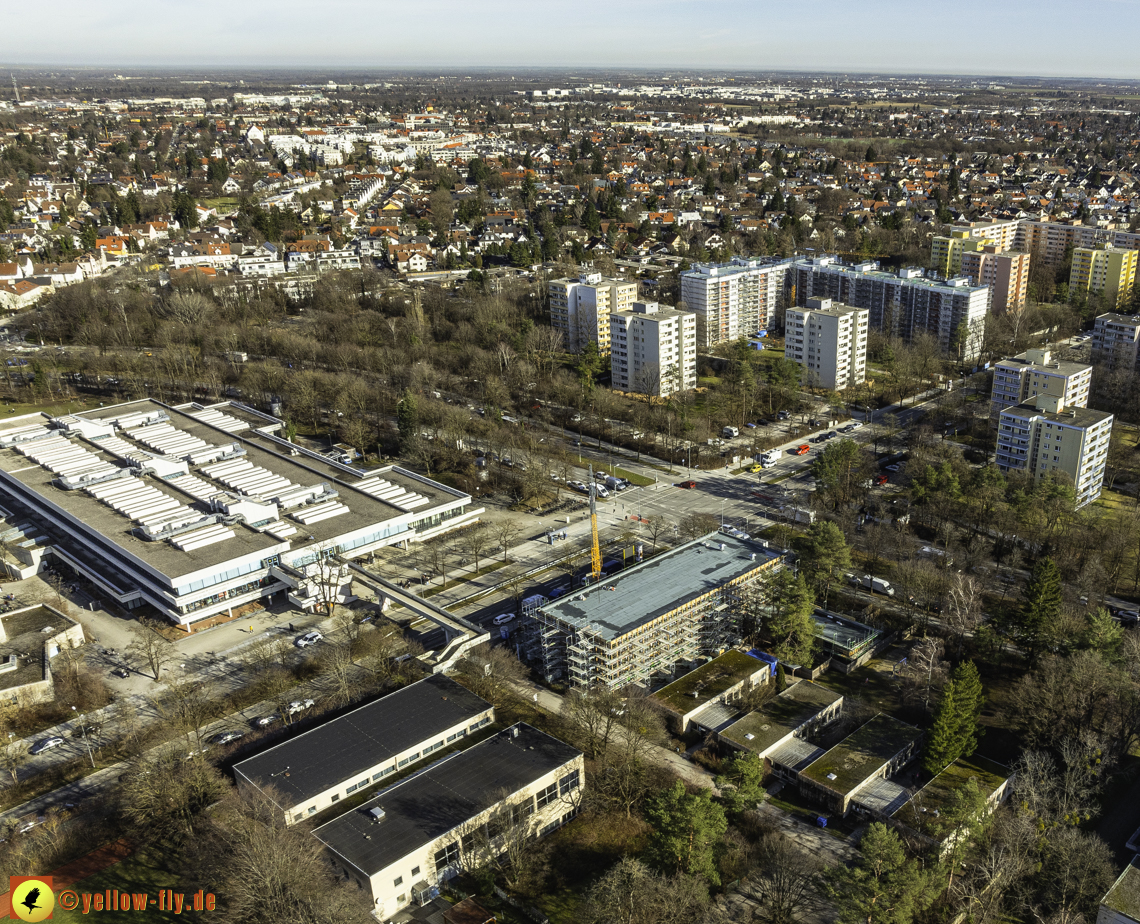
[4,0,1140,81]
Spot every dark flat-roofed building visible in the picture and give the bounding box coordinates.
[234,674,492,823]
[314,723,583,920]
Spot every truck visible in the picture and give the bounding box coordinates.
[760,450,780,468]
[722,426,739,439]
[777,505,815,525]
[848,573,895,596]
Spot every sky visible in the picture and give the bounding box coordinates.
[6,0,1140,79]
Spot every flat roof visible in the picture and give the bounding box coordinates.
[802,714,921,796]
[654,650,765,714]
[720,680,841,754]
[537,534,782,641]
[0,400,469,582]
[811,610,880,655]
[234,675,490,806]
[994,355,1091,376]
[896,754,1011,838]
[313,724,581,876]
[1103,858,1140,921]
[999,402,1113,428]
[0,604,78,693]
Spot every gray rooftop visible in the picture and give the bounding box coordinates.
[994,354,1091,376]
[233,674,490,807]
[0,604,78,693]
[0,400,468,581]
[998,401,1113,428]
[536,534,782,641]
[721,681,842,755]
[811,610,880,656]
[313,724,581,877]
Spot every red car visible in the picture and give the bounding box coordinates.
[678,480,698,489]
[875,474,889,486]
[794,444,811,455]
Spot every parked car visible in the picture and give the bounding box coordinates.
[209,730,245,746]
[875,474,889,486]
[493,613,515,626]
[744,422,757,429]
[843,421,864,432]
[595,485,610,498]
[567,480,589,494]
[295,631,323,648]
[677,480,698,489]
[111,667,129,678]
[29,737,65,755]
[287,699,316,715]
[776,410,790,420]
[886,464,903,473]
[70,724,99,739]
[253,714,280,728]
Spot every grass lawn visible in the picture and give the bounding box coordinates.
[54,847,185,924]
[589,462,654,487]
[765,784,854,840]
[199,197,239,213]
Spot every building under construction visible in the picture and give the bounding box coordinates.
[521,533,786,689]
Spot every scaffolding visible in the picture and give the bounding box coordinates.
[520,560,777,690]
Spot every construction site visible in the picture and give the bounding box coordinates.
[520,532,787,689]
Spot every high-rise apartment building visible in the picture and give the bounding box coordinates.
[784,298,868,391]
[548,273,638,354]
[1071,245,1138,310]
[791,258,989,362]
[680,258,792,349]
[995,394,1113,508]
[989,348,1091,420]
[1091,312,1140,370]
[931,224,1021,276]
[935,220,1140,271]
[959,246,1031,313]
[609,301,697,397]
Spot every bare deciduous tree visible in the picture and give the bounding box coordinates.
[126,618,176,681]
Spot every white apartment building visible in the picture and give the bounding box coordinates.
[680,257,792,349]
[548,273,638,354]
[1091,312,1140,370]
[609,301,697,397]
[995,394,1113,508]
[784,298,868,391]
[989,349,1092,420]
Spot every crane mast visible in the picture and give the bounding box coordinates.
[588,464,602,580]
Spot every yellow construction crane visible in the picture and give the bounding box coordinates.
[588,464,602,581]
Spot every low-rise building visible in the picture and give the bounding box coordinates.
[996,394,1113,507]
[895,754,1013,853]
[609,300,697,397]
[989,348,1092,421]
[784,298,868,391]
[314,723,583,921]
[0,604,85,707]
[652,650,771,733]
[799,713,923,817]
[718,680,843,780]
[1099,856,1140,924]
[234,674,493,824]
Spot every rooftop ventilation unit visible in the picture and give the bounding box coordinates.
[368,807,386,823]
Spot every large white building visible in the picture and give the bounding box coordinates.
[989,348,1091,421]
[548,272,638,354]
[784,298,868,391]
[792,257,990,362]
[609,300,697,397]
[0,400,482,630]
[315,723,583,921]
[680,257,792,348]
[995,394,1113,508]
[1091,312,1140,371]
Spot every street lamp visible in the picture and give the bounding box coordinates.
[72,706,94,768]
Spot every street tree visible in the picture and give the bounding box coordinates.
[583,856,709,924]
[456,643,526,709]
[714,753,766,815]
[678,511,719,541]
[126,617,175,680]
[461,526,492,573]
[120,754,228,842]
[813,438,873,510]
[644,780,728,885]
[493,518,522,561]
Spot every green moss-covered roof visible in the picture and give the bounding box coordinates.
[896,754,1012,838]
[1103,858,1140,920]
[802,714,921,796]
[653,650,764,713]
[721,681,842,754]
